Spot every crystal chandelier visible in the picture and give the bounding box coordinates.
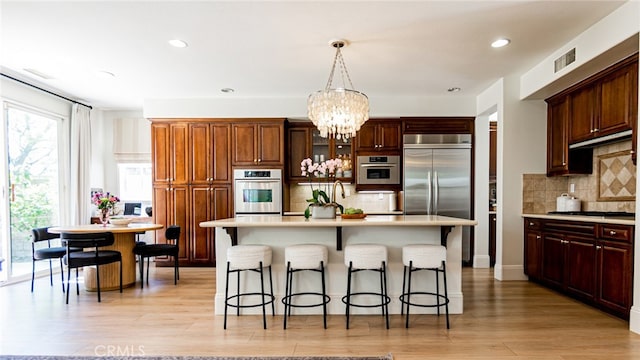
[308,40,369,140]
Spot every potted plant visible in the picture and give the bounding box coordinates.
[301,158,345,219]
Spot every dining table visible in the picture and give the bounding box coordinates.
[48,223,164,291]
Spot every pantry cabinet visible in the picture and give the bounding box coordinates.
[189,185,231,265]
[189,123,232,184]
[151,123,189,185]
[523,217,634,319]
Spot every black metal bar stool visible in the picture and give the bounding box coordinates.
[399,244,450,329]
[282,244,330,329]
[224,245,275,329]
[342,244,390,329]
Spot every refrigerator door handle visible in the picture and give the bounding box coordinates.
[426,170,432,215]
[434,170,439,215]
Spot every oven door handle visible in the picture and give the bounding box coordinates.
[235,179,281,183]
[359,164,397,167]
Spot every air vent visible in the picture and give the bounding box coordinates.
[554,48,576,73]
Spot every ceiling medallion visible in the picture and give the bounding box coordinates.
[307,39,369,140]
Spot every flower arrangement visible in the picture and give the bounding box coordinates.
[92,191,120,210]
[301,157,345,218]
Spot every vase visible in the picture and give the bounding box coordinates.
[311,204,337,219]
[99,208,110,227]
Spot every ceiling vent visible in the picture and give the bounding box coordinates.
[554,48,576,73]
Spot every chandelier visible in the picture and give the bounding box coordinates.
[308,40,369,140]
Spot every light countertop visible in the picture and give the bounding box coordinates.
[200,215,477,228]
[522,213,635,225]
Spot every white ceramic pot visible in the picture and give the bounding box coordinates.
[566,197,581,212]
[556,193,570,212]
[311,205,337,219]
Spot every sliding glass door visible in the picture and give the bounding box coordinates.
[0,102,64,282]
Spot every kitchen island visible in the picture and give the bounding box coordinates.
[200,215,476,315]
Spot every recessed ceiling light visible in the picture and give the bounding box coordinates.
[447,87,461,92]
[491,38,511,48]
[169,39,188,48]
[221,88,235,93]
[96,71,115,79]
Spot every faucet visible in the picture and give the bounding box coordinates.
[331,180,346,203]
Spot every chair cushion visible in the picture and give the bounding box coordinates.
[402,244,447,269]
[227,245,272,270]
[344,244,388,269]
[285,244,328,270]
[133,244,178,257]
[64,251,121,268]
[33,246,66,260]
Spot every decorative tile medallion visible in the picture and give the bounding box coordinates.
[598,150,636,201]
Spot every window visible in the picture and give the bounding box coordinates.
[118,163,152,202]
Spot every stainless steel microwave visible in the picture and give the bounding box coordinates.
[356,155,400,185]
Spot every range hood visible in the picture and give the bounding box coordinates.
[568,129,632,149]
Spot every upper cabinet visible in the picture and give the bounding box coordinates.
[231,120,285,167]
[285,121,354,183]
[402,117,474,134]
[355,119,402,155]
[190,123,231,184]
[546,53,637,176]
[569,55,638,144]
[151,123,189,185]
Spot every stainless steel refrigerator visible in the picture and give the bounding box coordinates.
[403,134,472,262]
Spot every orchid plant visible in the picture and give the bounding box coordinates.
[301,157,344,218]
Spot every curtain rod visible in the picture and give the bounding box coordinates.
[1,72,93,110]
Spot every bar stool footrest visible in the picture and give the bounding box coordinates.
[226,292,275,309]
[399,291,450,308]
[282,292,331,308]
[341,292,391,308]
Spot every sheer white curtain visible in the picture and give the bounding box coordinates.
[69,104,92,225]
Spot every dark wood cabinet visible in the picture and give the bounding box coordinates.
[153,184,189,263]
[546,95,593,176]
[355,119,402,154]
[489,213,497,267]
[402,117,474,134]
[568,85,597,144]
[285,121,354,183]
[189,185,231,266]
[524,218,542,279]
[523,217,633,319]
[232,120,284,167]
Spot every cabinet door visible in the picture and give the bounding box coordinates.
[355,123,377,152]
[378,122,402,152]
[287,126,313,182]
[171,185,190,262]
[597,240,632,316]
[547,97,569,175]
[489,213,497,268]
[190,123,210,184]
[542,233,565,288]
[524,228,542,279]
[569,85,597,143]
[565,237,597,300]
[152,184,170,244]
[232,124,257,165]
[598,64,636,137]
[257,123,284,166]
[190,186,215,265]
[211,123,231,183]
[170,124,189,185]
[152,124,170,183]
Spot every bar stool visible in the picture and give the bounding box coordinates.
[342,244,390,329]
[282,244,330,329]
[224,245,275,329]
[399,244,450,329]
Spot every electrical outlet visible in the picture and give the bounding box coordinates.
[344,188,351,197]
[570,183,575,193]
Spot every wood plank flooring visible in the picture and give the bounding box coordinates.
[2,266,639,359]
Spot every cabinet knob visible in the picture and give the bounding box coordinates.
[258,159,262,163]
[529,222,534,226]
[590,129,594,133]
[493,217,497,222]
[254,159,257,163]
[630,150,635,155]
[610,230,617,236]
[596,245,602,250]
[594,128,599,132]
[536,235,541,239]
[562,162,566,166]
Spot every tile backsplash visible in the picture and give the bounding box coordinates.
[288,183,399,213]
[523,140,636,214]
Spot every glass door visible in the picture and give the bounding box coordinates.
[0,102,63,282]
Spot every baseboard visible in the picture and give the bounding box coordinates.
[493,264,527,281]
[630,305,640,334]
[473,255,490,268]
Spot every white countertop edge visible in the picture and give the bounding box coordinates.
[522,213,635,225]
[200,215,477,228]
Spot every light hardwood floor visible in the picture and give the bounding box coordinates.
[2,266,640,359]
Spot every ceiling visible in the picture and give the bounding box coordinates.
[0,1,628,110]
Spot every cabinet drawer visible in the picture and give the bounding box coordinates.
[599,224,633,243]
[524,218,542,230]
[545,220,596,236]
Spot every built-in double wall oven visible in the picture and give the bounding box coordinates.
[233,169,282,216]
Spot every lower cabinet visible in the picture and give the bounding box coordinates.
[524,217,634,319]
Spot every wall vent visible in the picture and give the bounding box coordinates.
[554,48,576,73]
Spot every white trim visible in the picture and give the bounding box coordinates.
[493,264,528,281]
[473,255,491,268]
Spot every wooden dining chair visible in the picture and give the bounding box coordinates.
[61,232,122,304]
